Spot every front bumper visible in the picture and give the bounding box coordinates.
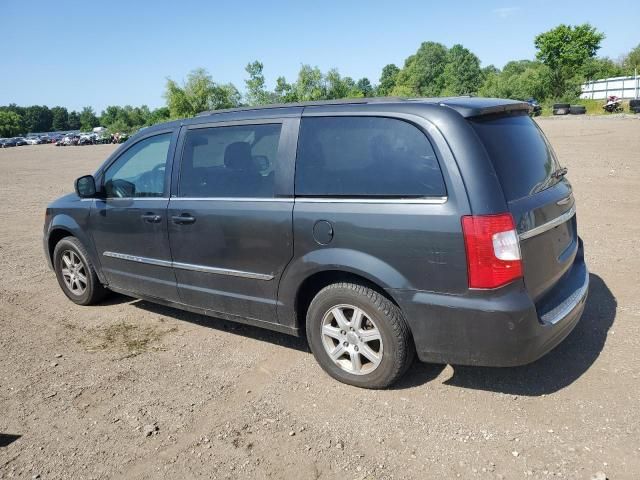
[390,250,589,367]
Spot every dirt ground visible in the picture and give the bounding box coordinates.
[1,116,639,480]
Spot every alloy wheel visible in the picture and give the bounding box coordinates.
[60,250,87,296]
[321,304,383,375]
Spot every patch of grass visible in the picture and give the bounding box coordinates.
[79,321,177,357]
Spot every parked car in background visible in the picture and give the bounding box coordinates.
[526,98,542,116]
[14,137,28,146]
[43,97,588,388]
[57,134,80,146]
[49,134,64,144]
[26,137,43,145]
[78,133,96,145]
[2,138,19,147]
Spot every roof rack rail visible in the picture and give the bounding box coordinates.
[196,97,410,117]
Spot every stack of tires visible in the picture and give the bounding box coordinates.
[630,100,640,114]
[553,103,587,115]
[552,103,570,115]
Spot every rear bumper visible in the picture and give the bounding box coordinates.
[390,248,588,367]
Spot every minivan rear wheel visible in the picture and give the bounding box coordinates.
[306,282,414,388]
[53,237,107,306]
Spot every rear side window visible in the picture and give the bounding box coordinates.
[295,116,446,197]
[469,113,562,201]
[178,124,281,198]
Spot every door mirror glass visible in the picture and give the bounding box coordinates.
[75,175,97,198]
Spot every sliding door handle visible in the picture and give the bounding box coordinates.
[141,213,162,223]
[172,214,196,225]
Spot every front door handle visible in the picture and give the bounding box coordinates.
[172,214,196,225]
[141,213,162,223]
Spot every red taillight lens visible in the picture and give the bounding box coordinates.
[461,213,523,289]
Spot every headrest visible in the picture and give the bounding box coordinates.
[224,142,253,171]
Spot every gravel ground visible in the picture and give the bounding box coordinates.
[1,116,639,479]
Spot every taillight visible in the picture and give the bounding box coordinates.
[461,213,523,289]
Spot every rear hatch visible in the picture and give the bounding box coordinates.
[469,112,582,315]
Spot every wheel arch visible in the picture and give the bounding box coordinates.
[293,270,402,334]
[277,248,412,332]
[47,227,74,264]
[46,213,105,284]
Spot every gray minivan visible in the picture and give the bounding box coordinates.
[43,97,588,388]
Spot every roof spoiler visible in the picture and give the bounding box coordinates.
[440,99,531,118]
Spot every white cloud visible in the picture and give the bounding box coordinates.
[493,7,520,18]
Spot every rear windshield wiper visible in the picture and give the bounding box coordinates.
[551,167,568,179]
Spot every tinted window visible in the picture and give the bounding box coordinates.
[178,124,281,198]
[104,133,171,198]
[469,113,562,201]
[295,116,446,197]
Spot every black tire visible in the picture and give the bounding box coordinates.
[629,99,640,108]
[553,108,569,115]
[569,105,586,115]
[53,237,107,306]
[553,103,570,109]
[306,282,414,389]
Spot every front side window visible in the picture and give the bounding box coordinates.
[178,123,282,198]
[103,133,171,198]
[295,116,446,197]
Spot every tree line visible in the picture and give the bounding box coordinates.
[1,23,638,138]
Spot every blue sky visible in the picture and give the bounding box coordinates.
[2,0,638,112]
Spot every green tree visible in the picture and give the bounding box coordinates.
[482,65,500,77]
[356,77,374,97]
[164,68,241,118]
[79,106,100,131]
[325,69,354,99]
[0,111,23,137]
[622,44,640,73]
[392,42,449,96]
[245,61,273,105]
[479,60,552,100]
[67,111,81,130]
[294,65,326,101]
[442,44,483,95]
[534,23,605,98]
[274,76,297,102]
[582,57,625,80]
[51,106,69,131]
[23,105,53,133]
[147,107,170,126]
[377,64,400,96]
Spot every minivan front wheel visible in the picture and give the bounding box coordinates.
[53,237,107,306]
[306,282,414,388]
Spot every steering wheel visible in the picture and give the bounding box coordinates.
[135,163,166,195]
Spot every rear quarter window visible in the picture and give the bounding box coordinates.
[469,113,562,201]
[295,116,446,197]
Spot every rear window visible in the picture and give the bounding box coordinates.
[295,116,446,197]
[469,113,562,201]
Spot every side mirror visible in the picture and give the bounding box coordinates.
[75,175,97,198]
